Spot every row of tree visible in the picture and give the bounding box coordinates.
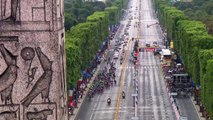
[64,0,129,31]
[64,0,106,31]
[66,0,128,87]
[154,0,213,117]
[173,0,213,34]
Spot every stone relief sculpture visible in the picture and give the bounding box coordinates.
[59,0,63,17]
[59,44,66,116]
[11,0,19,21]
[0,0,19,21]
[0,0,67,119]
[21,47,37,89]
[0,105,20,120]
[59,45,65,94]
[0,44,18,105]
[26,109,53,120]
[0,110,17,120]
[21,47,53,107]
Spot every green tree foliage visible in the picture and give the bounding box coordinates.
[174,0,213,34]
[199,49,213,108]
[105,0,113,6]
[204,59,213,117]
[66,22,99,86]
[66,34,82,86]
[105,6,119,26]
[64,0,106,31]
[160,6,188,40]
[175,20,213,85]
[70,22,100,66]
[154,0,213,117]
[112,0,128,15]
[65,12,78,31]
[65,0,128,88]
[87,12,109,41]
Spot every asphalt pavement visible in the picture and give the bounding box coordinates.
[74,0,201,119]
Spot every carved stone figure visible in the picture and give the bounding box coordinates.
[26,109,53,120]
[0,0,19,21]
[11,0,19,21]
[0,44,18,105]
[21,47,37,88]
[21,47,53,107]
[0,111,17,120]
[0,0,67,119]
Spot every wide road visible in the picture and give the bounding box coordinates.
[75,10,130,120]
[76,0,176,119]
[115,0,177,119]
[75,0,200,119]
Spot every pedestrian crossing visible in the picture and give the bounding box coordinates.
[140,65,161,68]
[78,2,176,119]
[91,106,173,112]
[136,51,176,120]
[118,65,161,69]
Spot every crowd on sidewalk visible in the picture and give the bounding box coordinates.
[159,48,211,120]
[68,24,120,117]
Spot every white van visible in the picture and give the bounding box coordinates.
[114,52,119,59]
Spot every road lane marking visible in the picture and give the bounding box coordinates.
[95,110,127,113]
[114,35,132,120]
[89,95,101,120]
[92,106,170,111]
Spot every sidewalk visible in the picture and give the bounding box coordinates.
[69,23,125,120]
[69,46,112,120]
[160,59,205,120]
[190,96,206,120]
[69,64,101,120]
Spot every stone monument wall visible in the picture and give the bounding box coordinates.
[0,0,67,120]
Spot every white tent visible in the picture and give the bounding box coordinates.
[161,49,171,56]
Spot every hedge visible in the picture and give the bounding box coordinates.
[204,59,213,117]
[199,49,213,110]
[153,0,213,117]
[105,6,119,26]
[65,0,128,87]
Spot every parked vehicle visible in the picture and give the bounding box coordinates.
[114,52,119,59]
[146,42,150,47]
[153,49,162,56]
[153,41,158,47]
